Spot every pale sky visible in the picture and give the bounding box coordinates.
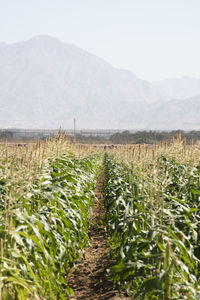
[0,0,200,81]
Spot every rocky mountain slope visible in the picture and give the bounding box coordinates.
[0,35,161,128]
[0,35,199,129]
[153,77,200,100]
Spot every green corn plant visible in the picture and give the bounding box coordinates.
[103,151,200,299]
[0,137,103,299]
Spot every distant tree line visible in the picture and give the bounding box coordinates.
[0,130,55,140]
[1,129,200,144]
[69,134,107,144]
[0,130,13,139]
[109,130,200,144]
[71,130,200,144]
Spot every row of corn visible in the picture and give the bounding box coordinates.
[0,150,102,299]
[103,152,200,299]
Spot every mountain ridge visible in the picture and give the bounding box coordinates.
[153,76,200,100]
[0,35,199,129]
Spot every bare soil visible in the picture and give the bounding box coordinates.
[67,170,131,300]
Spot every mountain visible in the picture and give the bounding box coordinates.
[153,77,200,100]
[98,95,200,130]
[0,35,162,129]
[146,94,200,129]
[0,35,200,129]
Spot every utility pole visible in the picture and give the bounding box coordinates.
[73,118,76,143]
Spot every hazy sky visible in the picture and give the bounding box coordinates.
[0,0,200,81]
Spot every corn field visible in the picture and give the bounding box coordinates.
[0,134,103,299]
[0,133,200,299]
[103,137,200,299]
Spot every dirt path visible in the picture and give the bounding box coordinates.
[67,170,131,300]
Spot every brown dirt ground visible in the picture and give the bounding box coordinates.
[67,170,131,300]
